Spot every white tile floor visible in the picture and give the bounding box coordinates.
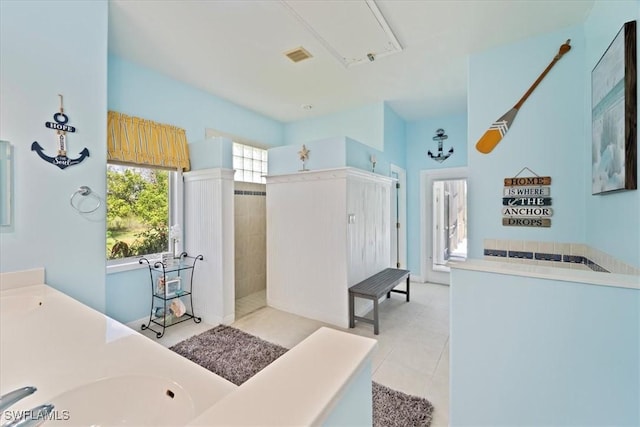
[235,289,266,318]
[139,281,450,426]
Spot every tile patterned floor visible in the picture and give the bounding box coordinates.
[235,289,266,318]
[138,282,450,426]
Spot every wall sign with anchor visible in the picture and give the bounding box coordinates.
[31,94,89,169]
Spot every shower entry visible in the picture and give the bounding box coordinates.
[232,141,268,319]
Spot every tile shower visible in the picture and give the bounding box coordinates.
[234,182,266,316]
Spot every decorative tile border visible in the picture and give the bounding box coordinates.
[483,241,611,273]
[534,253,562,262]
[563,255,585,264]
[483,249,507,257]
[508,250,533,259]
[234,190,266,196]
[585,259,609,273]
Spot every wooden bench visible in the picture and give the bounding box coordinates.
[348,268,410,335]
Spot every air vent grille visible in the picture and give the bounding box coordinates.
[284,47,312,63]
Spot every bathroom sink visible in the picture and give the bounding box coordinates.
[45,375,196,426]
[0,294,45,317]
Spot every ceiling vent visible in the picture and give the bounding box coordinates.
[284,47,313,63]
[280,0,402,68]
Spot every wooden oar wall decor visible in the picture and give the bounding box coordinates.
[476,40,572,154]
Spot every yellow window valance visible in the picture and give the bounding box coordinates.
[107,111,190,171]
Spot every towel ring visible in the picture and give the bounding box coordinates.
[70,186,101,214]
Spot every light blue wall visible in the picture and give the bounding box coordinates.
[283,102,385,151]
[105,268,149,323]
[108,55,285,148]
[189,137,233,171]
[467,25,586,259]
[268,136,392,177]
[321,362,373,426]
[106,55,285,323]
[405,114,468,275]
[383,104,407,169]
[583,1,640,268]
[0,0,108,311]
[450,268,639,426]
[268,137,347,175]
[345,138,389,176]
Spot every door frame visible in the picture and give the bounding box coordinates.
[390,164,407,269]
[420,167,468,285]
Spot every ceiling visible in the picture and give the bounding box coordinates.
[108,0,594,123]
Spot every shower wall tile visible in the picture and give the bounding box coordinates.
[495,240,508,251]
[484,239,496,250]
[537,241,554,255]
[569,243,586,256]
[234,182,266,299]
[508,240,524,252]
[554,242,570,257]
[523,240,538,253]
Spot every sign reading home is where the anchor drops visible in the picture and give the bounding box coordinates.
[502,175,552,227]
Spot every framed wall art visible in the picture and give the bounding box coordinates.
[591,20,636,194]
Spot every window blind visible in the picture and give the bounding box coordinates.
[107,111,190,171]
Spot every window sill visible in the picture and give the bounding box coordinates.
[433,264,451,273]
[106,259,147,274]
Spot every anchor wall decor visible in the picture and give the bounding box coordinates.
[428,128,454,163]
[31,94,90,169]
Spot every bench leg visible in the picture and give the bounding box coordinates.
[348,293,355,328]
[406,275,410,302]
[373,299,379,335]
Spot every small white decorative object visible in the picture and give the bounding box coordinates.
[161,252,172,266]
[165,277,182,297]
[298,144,310,171]
[169,224,182,258]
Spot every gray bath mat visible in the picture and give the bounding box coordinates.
[170,325,434,426]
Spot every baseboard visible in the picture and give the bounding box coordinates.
[267,298,349,329]
[355,300,374,317]
[222,313,235,325]
[125,313,227,331]
[125,316,148,331]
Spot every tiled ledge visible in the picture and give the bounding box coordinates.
[451,259,639,290]
[483,239,639,275]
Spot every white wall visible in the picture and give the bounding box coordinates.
[184,169,235,325]
[266,170,348,326]
[347,174,392,284]
[267,168,392,328]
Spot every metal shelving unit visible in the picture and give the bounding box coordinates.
[139,252,202,338]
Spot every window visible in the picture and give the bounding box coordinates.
[107,164,180,261]
[233,142,267,183]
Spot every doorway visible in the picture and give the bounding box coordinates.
[421,167,468,285]
[390,164,407,269]
[432,179,467,268]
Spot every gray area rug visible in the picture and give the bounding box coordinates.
[170,325,434,426]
